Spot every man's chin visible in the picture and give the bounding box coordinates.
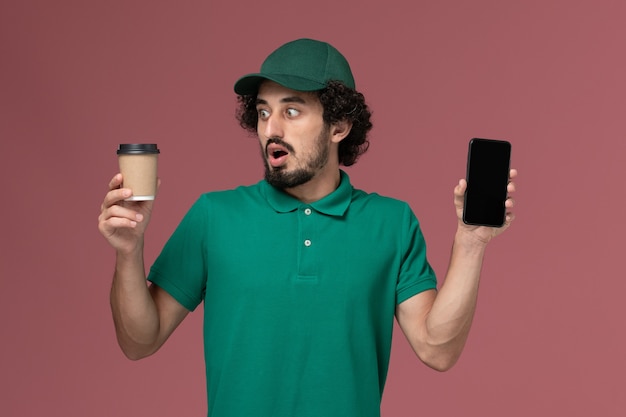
[265,168,314,189]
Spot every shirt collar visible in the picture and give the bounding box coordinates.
[262,170,353,217]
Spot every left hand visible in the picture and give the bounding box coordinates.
[454,168,517,244]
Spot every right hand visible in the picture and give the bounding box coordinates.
[98,173,158,254]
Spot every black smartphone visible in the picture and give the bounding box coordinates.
[463,138,511,227]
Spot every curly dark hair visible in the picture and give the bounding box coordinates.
[236,80,373,166]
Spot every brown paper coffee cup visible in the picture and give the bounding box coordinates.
[117,144,159,201]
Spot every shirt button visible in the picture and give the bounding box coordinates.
[304,239,312,247]
[304,208,312,215]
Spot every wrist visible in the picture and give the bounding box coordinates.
[116,239,145,261]
[454,227,490,254]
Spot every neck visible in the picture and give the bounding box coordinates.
[284,168,341,204]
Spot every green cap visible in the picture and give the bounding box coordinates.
[234,38,355,95]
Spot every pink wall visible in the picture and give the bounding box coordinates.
[1,1,624,416]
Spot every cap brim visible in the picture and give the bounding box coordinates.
[234,73,327,95]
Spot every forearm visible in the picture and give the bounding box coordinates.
[403,172,516,371]
[424,230,488,363]
[110,243,160,359]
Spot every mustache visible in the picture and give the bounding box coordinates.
[266,138,295,154]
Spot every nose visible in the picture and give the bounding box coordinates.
[261,112,284,140]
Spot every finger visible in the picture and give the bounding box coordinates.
[507,181,516,193]
[108,173,123,190]
[454,179,467,196]
[505,198,515,208]
[105,204,144,223]
[509,168,518,179]
[505,212,516,224]
[453,179,466,208]
[98,205,143,235]
[99,215,139,235]
[102,188,133,210]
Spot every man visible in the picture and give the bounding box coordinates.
[98,38,517,417]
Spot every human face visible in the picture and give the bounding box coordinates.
[256,81,332,189]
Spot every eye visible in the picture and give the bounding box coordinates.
[258,109,270,120]
[286,108,300,117]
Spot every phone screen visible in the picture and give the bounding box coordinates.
[463,138,511,227]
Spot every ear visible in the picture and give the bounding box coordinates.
[330,119,353,144]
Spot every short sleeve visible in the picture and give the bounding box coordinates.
[147,195,209,311]
[395,204,437,304]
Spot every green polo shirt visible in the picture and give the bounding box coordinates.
[148,170,436,417]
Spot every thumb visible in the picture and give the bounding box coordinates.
[455,178,467,194]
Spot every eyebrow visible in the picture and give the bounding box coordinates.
[256,96,308,106]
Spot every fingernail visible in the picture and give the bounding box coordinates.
[136,214,143,221]
[122,189,131,197]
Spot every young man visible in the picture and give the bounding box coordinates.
[98,38,517,417]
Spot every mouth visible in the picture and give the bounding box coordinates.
[266,142,290,167]
[271,149,288,158]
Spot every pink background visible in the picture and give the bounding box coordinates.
[1,0,625,416]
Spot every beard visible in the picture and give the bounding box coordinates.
[262,127,331,189]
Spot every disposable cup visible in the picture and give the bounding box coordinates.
[117,144,160,201]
